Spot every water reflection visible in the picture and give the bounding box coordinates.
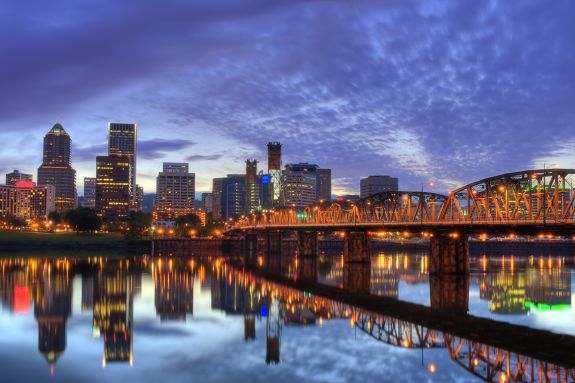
[473,256,572,315]
[0,254,574,383]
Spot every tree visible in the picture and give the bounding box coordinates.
[64,207,102,233]
[48,211,61,224]
[175,213,202,237]
[125,211,151,240]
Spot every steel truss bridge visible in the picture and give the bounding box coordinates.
[223,263,575,383]
[235,169,575,233]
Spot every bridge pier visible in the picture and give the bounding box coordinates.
[297,231,318,257]
[343,262,371,294]
[265,230,283,253]
[295,257,317,284]
[429,275,469,314]
[244,232,259,253]
[343,231,371,263]
[429,234,469,274]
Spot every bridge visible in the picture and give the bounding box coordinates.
[231,169,575,274]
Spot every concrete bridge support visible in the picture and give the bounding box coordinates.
[343,262,371,294]
[429,234,469,274]
[265,230,283,253]
[429,275,469,314]
[343,231,371,263]
[244,232,259,253]
[297,231,318,257]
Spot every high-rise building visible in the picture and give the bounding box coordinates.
[95,155,131,220]
[108,123,137,210]
[37,123,76,213]
[154,162,195,220]
[245,160,259,214]
[135,185,144,212]
[6,170,33,186]
[283,163,319,209]
[267,142,282,206]
[0,182,55,221]
[216,175,246,220]
[79,177,96,209]
[201,193,213,214]
[318,168,332,201]
[212,178,224,220]
[360,175,399,198]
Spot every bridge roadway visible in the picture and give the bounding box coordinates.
[246,264,575,369]
[233,219,575,275]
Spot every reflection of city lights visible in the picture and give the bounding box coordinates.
[428,363,436,373]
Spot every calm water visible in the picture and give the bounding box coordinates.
[0,249,574,383]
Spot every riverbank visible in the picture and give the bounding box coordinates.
[0,231,149,252]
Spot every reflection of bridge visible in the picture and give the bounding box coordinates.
[224,260,575,383]
[232,169,575,274]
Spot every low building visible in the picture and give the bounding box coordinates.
[0,181,55,221]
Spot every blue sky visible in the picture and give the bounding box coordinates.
[1,0,574,195]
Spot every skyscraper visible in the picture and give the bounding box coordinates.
[360,175,399,198]
[267,142,283,206]
[212,178,224,220]
[283,163,319,209]
[245,159,259,214]
[37,123,77,212]
[6,170,33,186]
[154,162,195,220]
[223,175,246,220]
[318,168,332,201]
[95,155,131,220]
[108,123,137,210]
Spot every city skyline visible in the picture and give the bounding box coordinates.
[1,1,574,196]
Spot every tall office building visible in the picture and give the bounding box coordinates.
[360,175,399,198]
[245,160,259,214]
[201,193,213,213]
[95,155,131,220]
[79,177,96,209]
[6,170,33,186]
[267,142,282,206]
[318,168,332,201]
[211,175,246,220]
[37,123,77,212]
[108,123,137,210]
[212,178,224,220]
[154,162,195,220]
[283,163,319,209]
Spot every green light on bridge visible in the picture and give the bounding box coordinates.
[524,301,571,312]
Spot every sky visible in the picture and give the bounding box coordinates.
[1,0,574,196]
